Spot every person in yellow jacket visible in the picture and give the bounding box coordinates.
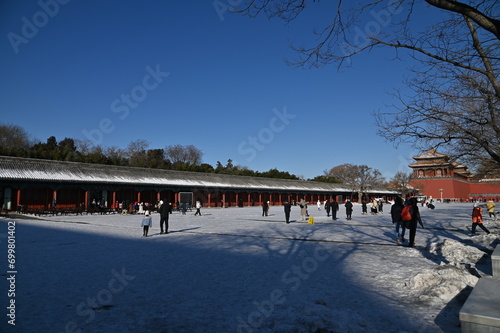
[486,200,496,220]
[471,203,491,236]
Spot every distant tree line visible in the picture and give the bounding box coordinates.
[0,124,301,180]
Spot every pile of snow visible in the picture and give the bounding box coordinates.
[406,265,478,303]
[405,237,496,304]
[428,238,488,266]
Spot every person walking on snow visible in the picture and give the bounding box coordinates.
[159,201,172,234]
[194,201,202,216]
[391,196,406,243]
[141,210,152,237]
[345,199,353,220]
[317,200,321,210]
[299,199,308,221]
[406,197,424,247]
[486,200,496,220]
[471,203,491,236]
[325,200,331,217]
[262,201,269,216]
[284,200,292,224]
[330,198,339,220]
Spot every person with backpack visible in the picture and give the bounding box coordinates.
[471,203,491,236]
[391,196,406,243]
[402,197,424,247]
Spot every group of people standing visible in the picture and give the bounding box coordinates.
[391,197,495,247]
[140,200,203,237]
[140,200,173,237]
[281,198,356,223]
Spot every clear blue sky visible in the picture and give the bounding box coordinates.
[0,0,437,179]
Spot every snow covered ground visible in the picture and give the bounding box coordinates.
[1,202,499,333]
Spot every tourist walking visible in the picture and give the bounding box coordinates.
[362,201,368,215]
[486,200,496,220]
[262,201,269,216]
[141,210,152,237]
[330,199,339,220]
[325,200,331,217]
[391,196,406,243]
[299,199,308,221]
[345,199,353,220]
[405,197,424,247]
[317,200,321,210]
[159,201,172,234]
[194,201,202,216]
[471,203,491,236]
[284,200,292,224]
[371,199,378,215]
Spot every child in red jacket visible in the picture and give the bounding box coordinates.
[471,203,491,236]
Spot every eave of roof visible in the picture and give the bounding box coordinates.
[0,156,398,193]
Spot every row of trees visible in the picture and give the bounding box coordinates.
[0,124,301,180]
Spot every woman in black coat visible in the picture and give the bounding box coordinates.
[391,196,405,243]
[345,200,353,220]
[407,197,424,247]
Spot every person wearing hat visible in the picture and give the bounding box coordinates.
[141,210,153,237]
[471,203,491,236]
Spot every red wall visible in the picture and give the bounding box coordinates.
[409,177,500,201]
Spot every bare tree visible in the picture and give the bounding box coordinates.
[164,144,203,166]
[0,123,32,155]
[234,1,500,173]
[387,171,413,196]
[326,164,385,201]
[127,139,150,167]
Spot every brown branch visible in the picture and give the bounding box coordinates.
[425,0,500,40]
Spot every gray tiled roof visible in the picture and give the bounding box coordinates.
[0,156,392,194]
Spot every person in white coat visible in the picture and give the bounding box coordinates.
[194,201,202,216]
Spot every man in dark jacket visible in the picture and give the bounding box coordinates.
[330,199,339,220]
[262,201,269,216]
[391,196,405,243]
[345,200,353,220]
[159,201,172,234]
[284,201,292,223]
[407,197,424,247]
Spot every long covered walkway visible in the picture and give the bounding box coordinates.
[0,156,396,212]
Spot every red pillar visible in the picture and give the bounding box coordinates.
[16,189,21,207]
[85,190,89,208]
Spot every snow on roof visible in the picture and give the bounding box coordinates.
[0,156,392,193]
